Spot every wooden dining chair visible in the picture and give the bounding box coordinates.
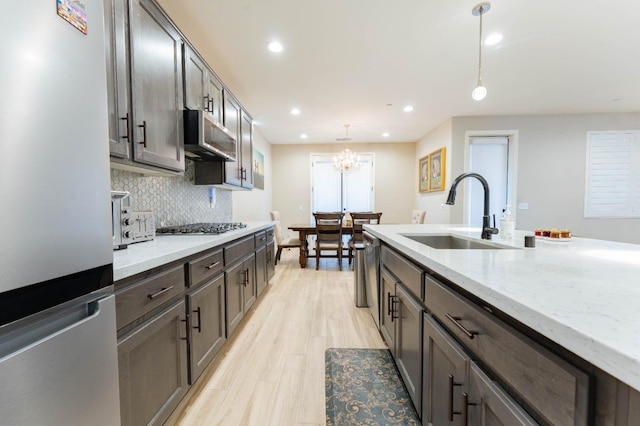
[348,212,382,266]
[270,211,302,265]
[312,212,345,270]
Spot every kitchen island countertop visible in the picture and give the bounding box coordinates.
[364,224,640,392]
[113,222,273,282]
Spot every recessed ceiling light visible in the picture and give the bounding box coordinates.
[382,132,390,137]
[403,105,414,112]
[290,108,301,115]
[268,41,283,53]
[300,134,308,139]
[485,33,503,46]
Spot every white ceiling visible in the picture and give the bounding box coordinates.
[158,0,640,145]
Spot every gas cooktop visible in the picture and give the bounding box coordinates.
[156,222,247,235]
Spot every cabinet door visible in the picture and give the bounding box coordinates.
[222,91,242,186]
[129,0,184,172]
[118,300,188,426]
[183,45,207,111]
[243,254,257,312]
[104,0,130,159]
[225,260,244,336]
[266,242,275,281]
[379,266,397,353]
[240,110,254,189]
[188,274,226,383]
[256,245,267,297]
[422,313,470,426]
[206,71,224,123]
[468,363,538,426]
[395,284,423,416]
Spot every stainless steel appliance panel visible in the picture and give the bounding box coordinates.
[0,0,112,293]
[0,295,120,426]
[363,232,381,328]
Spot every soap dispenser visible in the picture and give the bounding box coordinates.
[500,205,515,240]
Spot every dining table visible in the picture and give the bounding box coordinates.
[288,223,353,268]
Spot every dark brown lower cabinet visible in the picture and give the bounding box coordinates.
[422,313,470,425]
[266,240,275,281]
[422,313,537,426]
[225,253,256,336]
[117,300,188,426]
[187,274,226,383]
[379,266,423,415]
[255,245,267,297]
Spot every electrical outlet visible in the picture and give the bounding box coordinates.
[518,202,529,210]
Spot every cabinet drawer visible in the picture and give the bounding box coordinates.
[381,246,423,299]
[116,265,185,330]
[188,249,223,287]
[224,236,254,266]
[425,277,590,426]
[254,231,267,247]
[265,227,274,243]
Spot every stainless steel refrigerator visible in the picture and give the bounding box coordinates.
[0,0,120,424]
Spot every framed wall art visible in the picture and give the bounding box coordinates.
[428,147,446,192]
[419,154,429,193]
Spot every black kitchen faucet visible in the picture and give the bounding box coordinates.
[445,172,499,240]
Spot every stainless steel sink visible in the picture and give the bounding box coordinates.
[401,234,512,250]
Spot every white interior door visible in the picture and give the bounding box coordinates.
[466,137,510,228]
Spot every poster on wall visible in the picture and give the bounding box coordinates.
[253,149,264,190]
[418,147,446,193]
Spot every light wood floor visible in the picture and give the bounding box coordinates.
[167,249,387,426]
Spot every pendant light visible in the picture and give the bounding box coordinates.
[471,2,491,101]
[333,124,361,174]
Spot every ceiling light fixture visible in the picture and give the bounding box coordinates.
[403,105,414,112]
[333,124,360,174]
[290,107,300,115]
[382,132,390,137]
[300,134,308,139]
[485,33,502,46]
[268,41,283,53]
[471,2,491,101]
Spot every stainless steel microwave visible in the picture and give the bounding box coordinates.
[184,109,237,161]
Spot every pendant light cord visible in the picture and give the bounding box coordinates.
[477,8,483,86]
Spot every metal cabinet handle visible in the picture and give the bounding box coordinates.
[208,97,214,113]
[138,120,147,147]
[180,317,188,341]
[147,285,174,300]
[448,374,462,421]
[240,268,248,286]
[241,167,247,180]
[391,296,399,321]
[387,292,393,316]
[203,95,210,111]
[120,113,129,140]
[206,261,221,270]
[193,307,202,333]
[462,392,476,426]
[445,313,479,340]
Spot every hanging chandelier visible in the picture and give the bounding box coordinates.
[333,124,361,173]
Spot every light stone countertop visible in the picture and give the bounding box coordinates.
[112,222,273,282]
[363,224,640,392]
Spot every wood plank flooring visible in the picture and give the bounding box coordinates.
[166,248,387,426]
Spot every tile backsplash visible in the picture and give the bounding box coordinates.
[110,161,232,227]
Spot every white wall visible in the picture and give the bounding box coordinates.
[233,129,273,222]
[415,118,453,223]
[450,113,640,244]
[271,143,415,232]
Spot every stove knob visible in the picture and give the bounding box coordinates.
[123,218,131,226]
[123,231,131,238]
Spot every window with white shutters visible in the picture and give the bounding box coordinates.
[584,131,640,218]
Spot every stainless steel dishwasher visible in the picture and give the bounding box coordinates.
[363,232,381,329]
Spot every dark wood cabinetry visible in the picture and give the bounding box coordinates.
[183,44,223,123]
[187,274,226,383]
[105,0,185,174]
[379,248,424,415]
[118,300,188,426]
[224,253,256,336]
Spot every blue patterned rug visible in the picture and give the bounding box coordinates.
[325,348,420,425]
